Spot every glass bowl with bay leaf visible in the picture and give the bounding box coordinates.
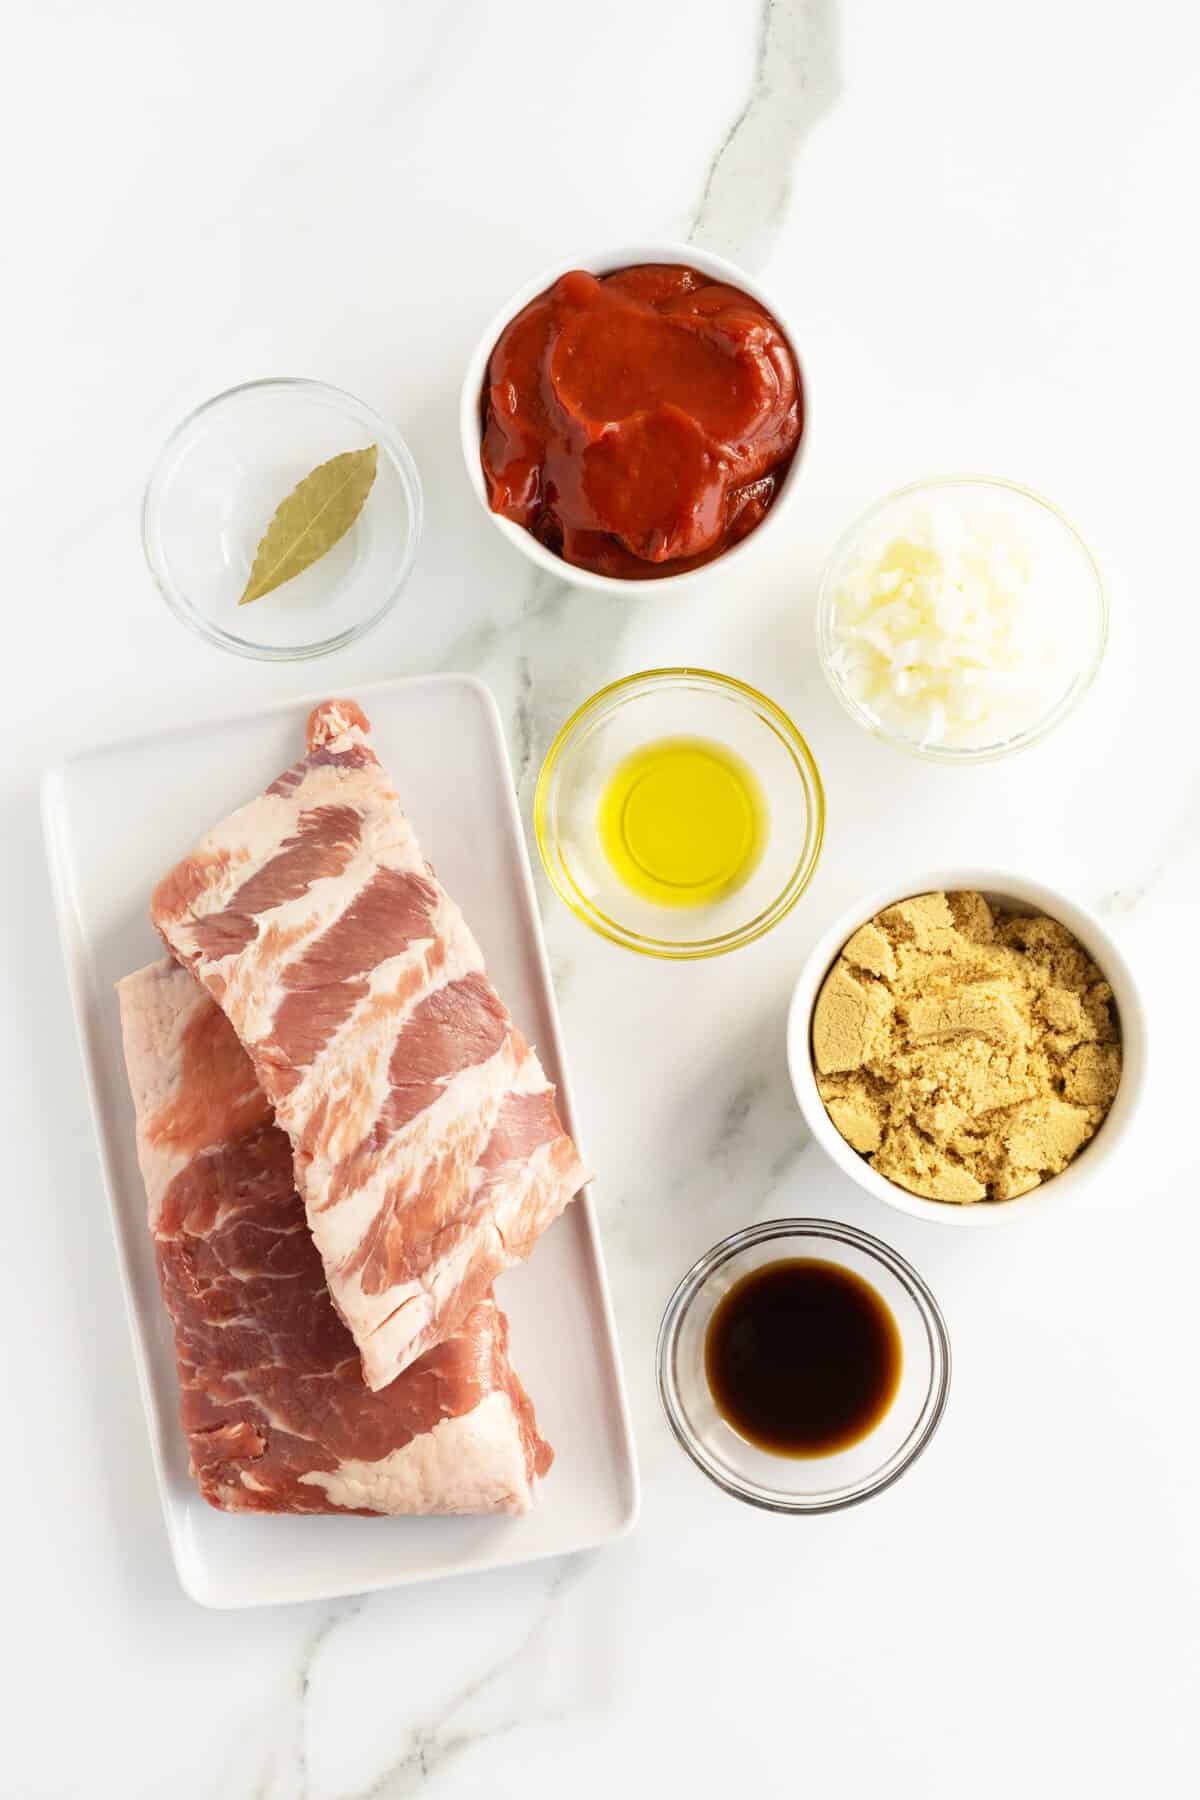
[142,377,423,660]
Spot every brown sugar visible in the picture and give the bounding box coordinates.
[811,892,1122,1204]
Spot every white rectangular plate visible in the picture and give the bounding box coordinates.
[42,673,638,1609]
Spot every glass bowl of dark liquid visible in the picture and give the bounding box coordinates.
[656,1219,951,1512]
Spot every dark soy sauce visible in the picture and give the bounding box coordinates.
[704,1258,902,1457]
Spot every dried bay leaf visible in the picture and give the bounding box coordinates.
[238,444,378,605]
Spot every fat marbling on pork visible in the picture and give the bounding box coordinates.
[150,700,587,1391]
[117,959,552,1515]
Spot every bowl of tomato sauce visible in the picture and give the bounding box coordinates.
[460,243,806,593]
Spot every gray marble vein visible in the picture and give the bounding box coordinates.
[590,1012,812,1276]
[434,569,570,682]
[293,1602,369,1798]
[688,0,840,270]
[241,1599,365,1800]
[345,1556,585,1798]
[440,1,844,863]
[1101,771,1200,915]
[685,1040,810,1221]
[511,594,631,816]
[511,655,535,795]
[246,14,841,1794]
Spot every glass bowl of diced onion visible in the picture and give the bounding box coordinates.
[815,476,1107,763]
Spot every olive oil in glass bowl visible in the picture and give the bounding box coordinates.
[534,669,824,959]
[596,734,768,909]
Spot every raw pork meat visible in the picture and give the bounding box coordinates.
[117,960,552,1515]
[150,700,587,1390]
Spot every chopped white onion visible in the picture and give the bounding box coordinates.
[826,493,1096,751]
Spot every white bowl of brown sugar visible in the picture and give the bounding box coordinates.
[787,871,1147,1226]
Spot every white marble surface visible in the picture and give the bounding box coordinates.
[4,1,1200,1794]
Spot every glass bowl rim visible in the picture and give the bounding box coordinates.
[533,666,826,960]
[141,375,425,663]
[815,472,1108,764]
[656,1216,952,1514]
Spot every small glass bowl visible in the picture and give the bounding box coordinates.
[533,668,824,959]
[657,1219,951,1513]
[816,475,1107,763]
[142,377,423,661]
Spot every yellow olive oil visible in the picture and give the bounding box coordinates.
[597,735,767,908]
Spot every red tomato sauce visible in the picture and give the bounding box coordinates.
[480,264,803,580]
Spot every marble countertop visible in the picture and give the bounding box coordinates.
[5,1,1199,1794]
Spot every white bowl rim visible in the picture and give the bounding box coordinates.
[786,867,1147,1227]
[458,240,807,596]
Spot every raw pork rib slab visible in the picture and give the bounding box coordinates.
[117,960,552,1515]
[151,700,587,1391]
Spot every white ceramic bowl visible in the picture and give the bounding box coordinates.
[458,241,806,596]
[787,869,1147,1227]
